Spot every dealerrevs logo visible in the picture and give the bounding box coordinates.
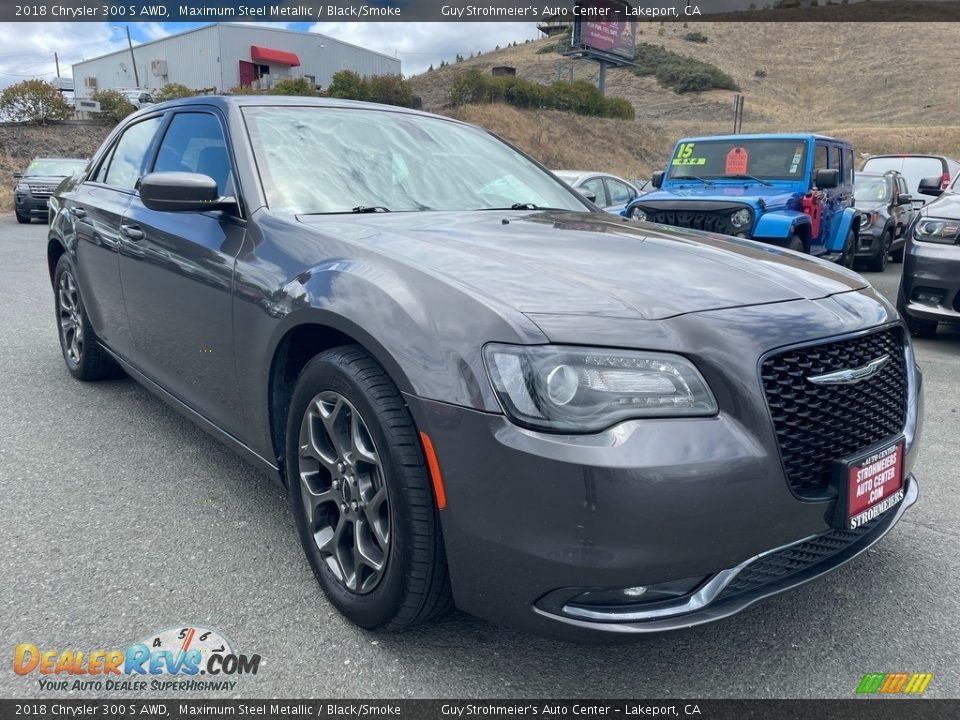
[14,626,261,692]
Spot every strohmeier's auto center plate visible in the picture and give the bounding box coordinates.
[835,437,905,530]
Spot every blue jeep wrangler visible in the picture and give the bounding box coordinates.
[623,133,860,267]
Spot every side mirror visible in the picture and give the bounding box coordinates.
[651,171,664,189]
[814,168,840,189]
[917,176,943,198]
[578,188,597,204]
[139,172,236,213]
[897,193,913,205]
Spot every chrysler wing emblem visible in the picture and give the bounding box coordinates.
[807,355,891,386]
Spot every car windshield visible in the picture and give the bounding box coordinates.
[854,176,890,202]
[242,106,587,214]
[25,159,87,177]
[668,139,808,181]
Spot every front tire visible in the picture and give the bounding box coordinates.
[286,346,452,631]
[890,246,905,263]
[16,211,30,224]
[866,231,891,272]
[840,230,856,269]
[897,287,937,338]
[53,256,122,380]
[785,234,805,253]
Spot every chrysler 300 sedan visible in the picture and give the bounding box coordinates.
[47,97,923,641]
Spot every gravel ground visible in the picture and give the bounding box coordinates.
[1,214,958,699]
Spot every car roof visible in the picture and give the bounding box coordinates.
[675,132,848,144]
[554,170,635,184]
[144,94,451,123]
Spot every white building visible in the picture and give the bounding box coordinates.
[72,23,400,98]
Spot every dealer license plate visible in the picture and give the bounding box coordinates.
[836,438,905,530]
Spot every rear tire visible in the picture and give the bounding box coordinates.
[866,231,891,272]
[286,345,453,631]
[16,211,30,224]
[53,255,122,381]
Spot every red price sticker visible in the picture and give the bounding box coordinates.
[725,147,749,175]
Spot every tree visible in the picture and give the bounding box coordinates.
[152,83,195,102]
[90,89,136,124]
[365,74,414,108]
[269,77,317,96]
[0,79,73,125]
[327,70,367,100]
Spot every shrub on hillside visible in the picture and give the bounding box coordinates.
[269,77,317,96]
[152,83,195,102]
[683,32,708,43]
[91,89,136,123]
[0,79,73,125]
[450,69,634,120]
[632,43,738,93]
[327,70,414,107]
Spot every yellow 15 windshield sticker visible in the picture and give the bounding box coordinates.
[672,142,706,166]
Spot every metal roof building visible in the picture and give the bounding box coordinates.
[72,23,400,97]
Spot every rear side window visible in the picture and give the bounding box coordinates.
[152,112,233,195]
[104,117,163,190]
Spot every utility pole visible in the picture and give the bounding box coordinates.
[54,52,60,78]
[121,25,140,88]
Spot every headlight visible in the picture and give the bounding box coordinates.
[15,182,28,193]
[858,213,871,229]
[914,218,959,244]
[730,208,752,229]
[630,207,647,222]
[483,344,718,433]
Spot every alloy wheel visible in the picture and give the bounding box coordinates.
[58,270,84,366]
[298,391,390,594]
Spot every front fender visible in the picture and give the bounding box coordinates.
[753,210,810,241]
[825,207,860,252]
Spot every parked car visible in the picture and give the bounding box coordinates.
[861,154,960,207]
[47,97,922,641]
[853,170,915,271]
[624,134,861,267]
[13,157,88,224]
[897,175,960,337]
[120,89,155,109]
[553,170,640,215]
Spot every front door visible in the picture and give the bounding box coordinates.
[118,109,247,437]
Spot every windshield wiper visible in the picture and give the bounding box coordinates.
[676,176,714,186]
[351,205,391,213]
[723,174,773,187]
[479,203,570,211]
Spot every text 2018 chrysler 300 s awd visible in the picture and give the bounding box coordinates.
[46,97,923,641]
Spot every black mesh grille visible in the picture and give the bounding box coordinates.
[716,517,881,601]
[647,209,737,235]
[761,328,907,498]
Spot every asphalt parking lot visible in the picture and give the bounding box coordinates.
[1,213,958,699]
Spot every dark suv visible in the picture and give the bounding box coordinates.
[854,171,915,271]
[46,97,922,640]
[14,157,88,224]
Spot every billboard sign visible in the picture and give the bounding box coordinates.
[572,0,637,62]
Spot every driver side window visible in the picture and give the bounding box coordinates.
[151,112,233,196]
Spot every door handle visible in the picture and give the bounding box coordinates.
[72,207,87,218]
[120,224,144,241]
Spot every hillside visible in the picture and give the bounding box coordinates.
[411,21,960,176]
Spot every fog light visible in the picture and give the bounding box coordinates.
[568,576,705,608]
[914,289,945,304]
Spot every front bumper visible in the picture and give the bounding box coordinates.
[902,242,960,324]
[407,367,921,641]
[855,226,885,258]
[14,195,50,217]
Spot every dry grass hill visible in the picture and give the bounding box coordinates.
[411,20,960,178]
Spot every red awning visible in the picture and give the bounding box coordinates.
[250,46,300,67]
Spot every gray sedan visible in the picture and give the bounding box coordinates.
[553,170,642,215]
[46,96,921,641]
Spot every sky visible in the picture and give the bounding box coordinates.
[0,21,543,89]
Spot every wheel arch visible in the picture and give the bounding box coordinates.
[266,315,417,485]
[47,237,67,285]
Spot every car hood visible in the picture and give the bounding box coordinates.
[21,174,68,182]
[297,210,867,321]
[856,200,886,211]
[640,185,797,208]
[917,190,960,219]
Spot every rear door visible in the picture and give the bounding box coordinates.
[72,115,164,358]
[118,108,247,436]
[580,176,607,208]
[603,176,636,214]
